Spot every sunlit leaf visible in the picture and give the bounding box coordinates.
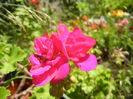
[0,87,10,99]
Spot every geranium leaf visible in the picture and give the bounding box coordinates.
[0,87,10,99]
[0,45,27,74]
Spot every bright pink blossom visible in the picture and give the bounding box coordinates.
[54,25,97,71]
[29,24,97,86]
[29,36,69,86]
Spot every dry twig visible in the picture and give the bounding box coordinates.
[17,63,31,77]
[15,79,26,94]
[11,84,34,99]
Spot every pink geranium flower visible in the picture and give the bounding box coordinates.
[53,25,97,71]
[29,24,97,86]
[29,36,69,86]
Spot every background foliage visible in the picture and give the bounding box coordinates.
[0,0,133,99]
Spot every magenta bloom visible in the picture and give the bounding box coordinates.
[54,25,97,71]
[29,36,69,86]
[29,24,97,86]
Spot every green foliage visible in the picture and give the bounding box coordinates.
[0,87,10,99]
[12,6,45,38]
[57,0,132,18]
[0,36,27,74]
[30,85,54,99]
[0,4,55,47]
[0,0,133,99]
[66,65,115,99]
[0,42,26,74]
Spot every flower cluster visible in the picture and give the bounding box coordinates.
[82,16,109,30]
[29,24,97,86]
[116,18,129,27]
[112,10,130,17]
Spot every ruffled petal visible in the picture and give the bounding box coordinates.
[34,37,53,59]
[55,24,70,43]
[72,26,96,49]
[31,55,60,86]
[51,55,69,84]
[32,66,57,86]
[52,34,68,58]
[65,27,96,59]
[30,65,51,76]
[29,54,40,65]
[34,37,47,55]
[75,54,97,71]
[31,54,69,86]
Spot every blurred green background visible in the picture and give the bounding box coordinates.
[0,0,133,99]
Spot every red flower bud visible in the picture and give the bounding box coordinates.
[82,15,88,21]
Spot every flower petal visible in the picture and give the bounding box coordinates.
[29,54,40,65]
[65,27,96,59]
[34,37,53,59]
[55,24,70,43]
[30,65,51,76]
[51,55,69,84]
[72,26,96,49]
[32,66,57,86]
[52,34,69,58]
[34,37,47,54]
[75,54,97,71]
[31,55,60,86]
[31,54,69,86]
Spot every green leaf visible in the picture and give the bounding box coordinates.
[0,45,27,74]
[0,62,16,74]
[9,46,26,63]
[0,87,10,99]
[30,84,54,99]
